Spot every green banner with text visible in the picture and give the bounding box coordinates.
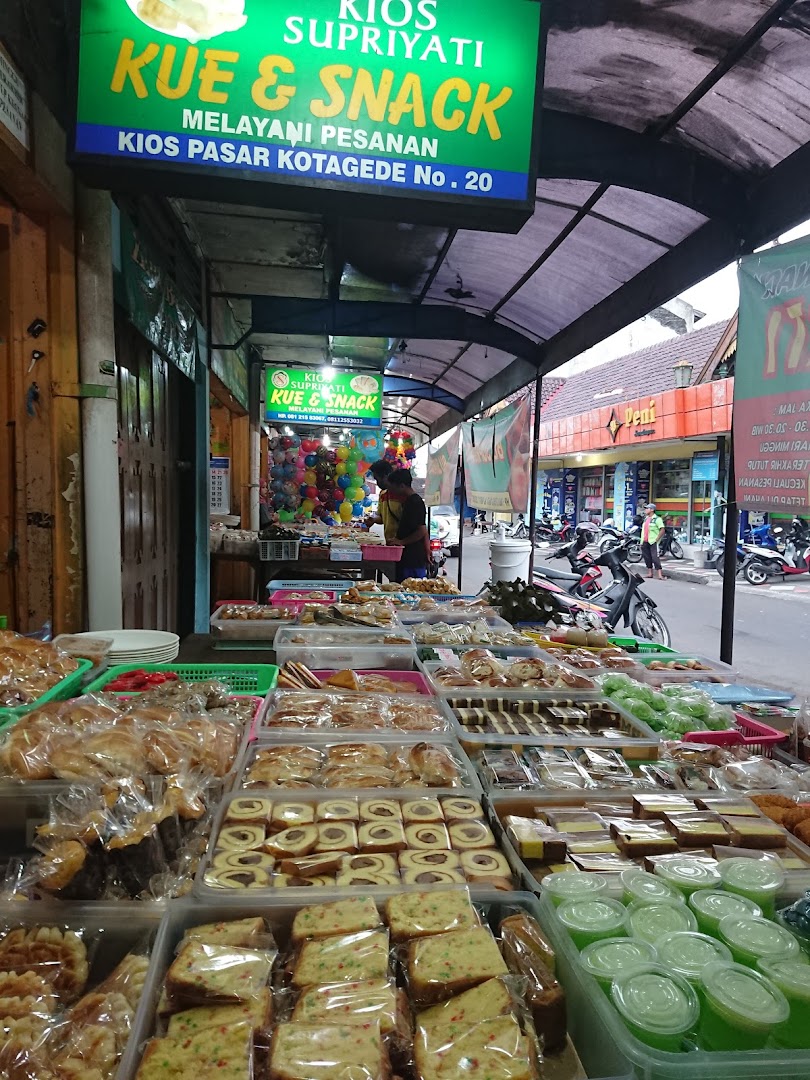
[75,0,541,211]
[736,238,810,513]
[265,366,382,427]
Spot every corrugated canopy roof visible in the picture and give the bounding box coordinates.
[175,0,810,444]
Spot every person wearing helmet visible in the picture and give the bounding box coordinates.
[641,503,665,580]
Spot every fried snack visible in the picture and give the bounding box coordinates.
[0,927,89,1003]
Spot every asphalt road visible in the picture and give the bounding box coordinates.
[447,536,810,699]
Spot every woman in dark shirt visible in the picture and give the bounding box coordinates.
[386,469,429,582]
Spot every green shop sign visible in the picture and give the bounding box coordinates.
[265,367,382,427]
[74,0,541,222]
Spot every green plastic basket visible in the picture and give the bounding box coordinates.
[86,663,279,696]
[608,636,676,654]
[0,658,95,719]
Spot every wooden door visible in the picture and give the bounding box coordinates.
[116,315,178,631]
[0,218,11,623]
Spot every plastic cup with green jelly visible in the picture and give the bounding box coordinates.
[655,931,732,983]
[758,956,810,1048]
[621,867,684,906]
[719,857,785,920]
[653,856,721,898]
[688,889,762,937]
[718,914,800,968]
[610,963,700,1052]
[625,899,697,946]
[557,897,627,950]
[580,937,658,992]
[698,961,789,1051]
[541,871,609,907]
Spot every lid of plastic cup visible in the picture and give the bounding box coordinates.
[720,857,785,894]
[558,897,627,933]
[654,858,721,890]
[719,915,800,960]
[626,900,698,943]
[543,871,609,901]
[758,957,810,999]
[621,868,684,905]
[611,964,700,1036]
[700,962,790,1028]
[655,932,732,979]
[581,937,658,980]
[689,889,762,923]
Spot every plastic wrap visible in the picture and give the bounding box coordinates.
[260,691,449,733]
[0,631,80,709]
[410,620,530,646]
[269,1020,387,1080]
[165,942,276,1007]
[405,926,509,1006]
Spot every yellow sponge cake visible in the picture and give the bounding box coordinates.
[417,977,512,1034]
[385,888,477,942]
[136,1020,253,1080]
[415,1015,533,1080]
[269,1021,384,1080]
[291,897,381,943]
[293,929,390,989]
[408,928,508,1005]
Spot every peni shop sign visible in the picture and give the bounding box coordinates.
[74,0,542,228]
[736,237,810,513]
[265,366,383,427]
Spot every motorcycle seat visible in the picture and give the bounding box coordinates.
[536,565,583,584]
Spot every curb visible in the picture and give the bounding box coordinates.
[661,565,713,585]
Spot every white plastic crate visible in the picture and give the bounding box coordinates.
[259,538,300,561]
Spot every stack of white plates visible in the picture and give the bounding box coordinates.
[73,629,180,665]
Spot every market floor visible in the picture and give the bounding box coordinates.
[447,536,810,699]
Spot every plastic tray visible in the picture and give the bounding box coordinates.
[360,543,403,561]
[117,891,545,1080]
[420,659,602,701]
[636,654,738,685]
[536,887,810,1080]
[210,604,295,641]
[267,578,357,591]
[273,626,416,671]
[398,604,502,624]
[310,669,433,696]
[195,784,510,902]
[448,696,661,758]
[683,713,787,757]
[234,732,480,793]
[696,683,796,706]
[252,689,452,739]
[270,588,338,604]
[608,636,677,654]
[86,663,279,696]
[0,658,94,719]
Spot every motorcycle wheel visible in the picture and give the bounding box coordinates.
[598,537,614,553]
[632,603,671,647]
[715,555,725,578]
[744,559,770,586]
[670,540,684,560]
[626,544,643,563]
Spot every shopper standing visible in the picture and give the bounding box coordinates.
[386,468,430,582]
[369,460,405,543]
[641,502,665,580]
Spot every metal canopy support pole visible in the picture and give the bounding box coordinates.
[528,376,543,579]
[193,335,210,633]
[457,453,466,593]
[720,431,738,664]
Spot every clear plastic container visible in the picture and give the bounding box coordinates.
[272,626,416,670]
[757,957,810,1048]
[625,900,698,945]
[580,936,658,992]
[557,897,628,950]
[654,931,732,982]
[636,654,738,685]
[621,868,685,907]
[610,964,699,1052]
[653,856,722,897]
[698,961,790,1051]
[718,914,801,968]
[719,857,785,919]
[541,871,610,907]
[688,890,762,937]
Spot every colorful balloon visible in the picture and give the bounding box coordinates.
[326,449,337,464]
[356,460,369,476]
[336,446,349,461]
[305,485,318,500]
[301,498,315,513]
[273,449,285,463]
[283,463,297,478]
[347,486,363,503]
[278,508,295,522]
[270,465,284,479]
[288,434,301,448]
[335,462,347,476]
[304,453,317,468]
[352,502,364,517]
[363,496,372,507]
[303,470,317,485]
[339,500,354,521]
[337,474,351,490]
[280,436,292,450]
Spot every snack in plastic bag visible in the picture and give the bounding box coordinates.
[407,927,508,1006]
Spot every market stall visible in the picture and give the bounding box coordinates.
[0,577,809,1080]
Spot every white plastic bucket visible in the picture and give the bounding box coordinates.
[489,538,532,583]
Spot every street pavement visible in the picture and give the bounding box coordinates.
[447,535,810,699]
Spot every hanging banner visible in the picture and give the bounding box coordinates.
[736,238,810,512]
[73,0,541,229]
[120,216,197,378]
[461,397,530,511]
[425,428,460,507]
[265,366,382,428]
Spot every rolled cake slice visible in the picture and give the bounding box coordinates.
[404,824,451,850]
[441,797,484,822]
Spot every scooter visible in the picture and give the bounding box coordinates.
[534,530,671,644]
[507,514,530,540]
[741,518,810,585]
[598,523,643,563]
[710,522,781,578]
[658,525,684,560]
[428,537,448,578]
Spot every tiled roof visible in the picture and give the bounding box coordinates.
[540,320,727,422]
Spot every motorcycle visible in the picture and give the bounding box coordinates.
[428,538,448,578]
[658,525,684,560]
[598,523,643,563]
[507,514,530,540]
[534,528,671,644]
[710,522,781,578]
[742,518,810,585]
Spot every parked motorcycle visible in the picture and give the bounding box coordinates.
[598,522,643,563]
[428,538,448,578]
[710,522,780,578]
[742,518,810,585]
[507,514,530,540]
[658,525,684,560]
[534,527,671,644]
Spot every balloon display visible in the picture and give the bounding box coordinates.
[339,500,353,521]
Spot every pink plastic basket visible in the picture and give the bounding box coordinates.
[360,544,403,562]
[270,589,337,605]
[683,713,787,757]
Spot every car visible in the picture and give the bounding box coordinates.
[430,505,461,557]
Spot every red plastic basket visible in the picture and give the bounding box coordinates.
[683,714,787,757]
[360,544,403,562]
